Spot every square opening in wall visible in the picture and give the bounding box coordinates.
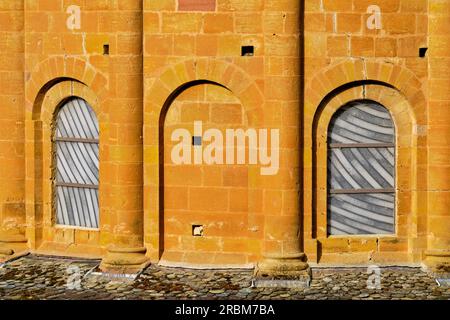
[103,44,110,55]
[192,225,204,237]
[241,46,254,57]
[419,47,428,58]
[192,136,202,146]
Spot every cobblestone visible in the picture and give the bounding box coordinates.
[0,255,448,300]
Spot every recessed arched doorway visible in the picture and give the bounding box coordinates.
[309,80,422,265]
[159,81,259,267]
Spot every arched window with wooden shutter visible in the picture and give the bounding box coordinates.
[54,98,99,229]
[327,100,395,235]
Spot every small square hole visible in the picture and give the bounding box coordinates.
[192,136,202,146]
[241,46,254,57]
[103,44,110,55]
[419,47,428,58]
[192,225,204,237]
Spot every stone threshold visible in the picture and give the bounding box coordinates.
[31,253,101,263]
[84,264,148,282]
[308,263,422,269]
[158,260,255,270]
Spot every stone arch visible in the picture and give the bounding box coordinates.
[303,60,427,264]
[38,81,102,124]
[143,58,265,262]
[304,60,426,127]
[25,57,108,120]
[159,80,231,129]
[146,58,264,128]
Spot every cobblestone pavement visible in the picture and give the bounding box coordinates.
[0,255,449,300]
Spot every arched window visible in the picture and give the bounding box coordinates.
[54,98,99,229]
[327,100,395,235]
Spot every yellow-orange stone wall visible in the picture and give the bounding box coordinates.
[0,0,448,270]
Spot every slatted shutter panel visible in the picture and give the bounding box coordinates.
[54,98,99,229]
[327,101,395,235]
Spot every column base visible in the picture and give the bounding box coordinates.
[0,232,28,263]
[100,246,150,274]
[424,250,450,275]
[255,253,311,279]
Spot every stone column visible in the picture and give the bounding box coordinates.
[0,3,27,262]
[100,2,149,273]
[256,0,310,279]
[424,0,450,274]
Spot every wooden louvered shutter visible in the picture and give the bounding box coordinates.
[54,98,99,229]
[327,101,395,235]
